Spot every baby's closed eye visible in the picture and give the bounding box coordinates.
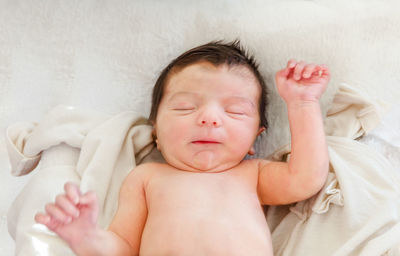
[225,108,245,115]
[173,107,196,110]
[225,104,252,116]
[171,102,197,113]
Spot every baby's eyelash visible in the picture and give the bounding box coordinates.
[173,108,195,111]
[226,111,244,115]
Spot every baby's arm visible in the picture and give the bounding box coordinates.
[108,165,148,253]
[257,60,330,205]
[35,166,148,255]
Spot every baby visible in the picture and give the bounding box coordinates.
[35,41,330,255]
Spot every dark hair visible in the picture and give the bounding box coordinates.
[149,40,268,129]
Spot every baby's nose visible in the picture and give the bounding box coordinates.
[200,120,219,127]
[197,111,222,127]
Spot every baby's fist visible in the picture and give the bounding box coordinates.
[35,182,99,245]
[275,60,330,103]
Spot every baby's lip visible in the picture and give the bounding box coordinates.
[192,139,221,144]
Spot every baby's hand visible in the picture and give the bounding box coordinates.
[35,182,99,246]
[275,60,330,104]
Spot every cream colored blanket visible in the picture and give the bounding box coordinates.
[6,107,155,255]
[267,84,400,255]
[6,84,400,255]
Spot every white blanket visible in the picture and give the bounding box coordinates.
[6,106,155,255]
[267,84,400,255]
[6,83,400,255]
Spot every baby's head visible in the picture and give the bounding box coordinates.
[149,40,268,172]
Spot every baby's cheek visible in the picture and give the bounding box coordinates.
[164,121,192,142]
[237,127,258,147]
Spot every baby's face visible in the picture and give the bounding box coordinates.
[154,62,263,172]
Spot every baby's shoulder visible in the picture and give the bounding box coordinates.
[241,158,273,171]
[135,161,168,172]
[128,162,167,180]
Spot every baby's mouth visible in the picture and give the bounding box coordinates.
[192,140,221,144]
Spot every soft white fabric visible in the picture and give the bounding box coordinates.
[266,84,400,255]
[6,105,154,255]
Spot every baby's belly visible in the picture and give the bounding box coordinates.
[140,195,273,255]
[140,215,272,255]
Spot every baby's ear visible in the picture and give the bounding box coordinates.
[151,123,157,139]
[257,126,266,136]
[248,147,256,155]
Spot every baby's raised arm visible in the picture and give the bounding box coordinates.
[35,166,148,255]
[257,60,330,205]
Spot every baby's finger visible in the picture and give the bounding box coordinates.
[64,182,81,205]
[276,67,290,79]
[79,191,97,207]
[303,64,317,78]
[55,194,80,218]
[35,212,65,233]
[321,65,330,74]
[45,203,72,224]
[287,59,297,69]
[316,65,330,79]
[35,212,51,226]
[293,61,306,80]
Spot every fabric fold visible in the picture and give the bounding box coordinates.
[6,122,41,176]
[324,83,385,139]
[267,83,400,255]
[6,105,109,176]
[6,105,156,255]
[311,171,344,214]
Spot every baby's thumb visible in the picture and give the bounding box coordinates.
[79,191,97,206]
[78,191,99,223]
[78,191,98,213]
[275,68,290,84]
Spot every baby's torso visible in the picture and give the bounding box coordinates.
[139,160,273,255]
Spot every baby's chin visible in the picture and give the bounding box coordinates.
[164,151,242,173]
[192,151,220,171]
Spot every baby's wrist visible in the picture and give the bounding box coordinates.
[285,98,321,109]
[68,227,103,255]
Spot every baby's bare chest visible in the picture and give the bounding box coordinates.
[146,167,260,214]
[139,167,272,255]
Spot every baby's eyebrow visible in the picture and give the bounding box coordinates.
[166,92,199,102]
[166,92,256,108]
[226,96,256,108]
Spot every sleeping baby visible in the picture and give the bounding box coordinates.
[35,40,330,255]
